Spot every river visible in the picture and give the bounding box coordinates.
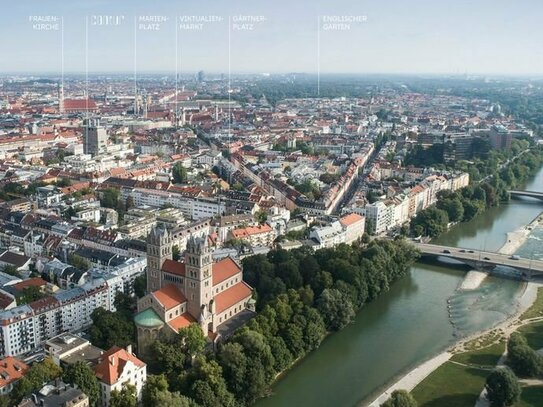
[255,166,543,407]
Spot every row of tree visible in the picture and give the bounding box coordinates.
[143,239,420,406]
[506,332,543,378]
[411,147,543,237]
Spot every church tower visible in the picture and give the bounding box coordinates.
[184,236,214,331]
[146,227,172,293]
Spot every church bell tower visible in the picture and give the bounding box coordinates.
[184,236,214,330]
[146,227,172,293]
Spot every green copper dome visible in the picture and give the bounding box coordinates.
[134,308,164,328]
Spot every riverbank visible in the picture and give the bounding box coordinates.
[457,211,543,292]
[365,280,541,407]
[499,212,543,256]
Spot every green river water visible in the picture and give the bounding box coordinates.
[255,167,543,407]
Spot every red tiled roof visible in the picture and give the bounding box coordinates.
[161,259,185,276]
[0,292,14,310]
[339,213,364,227]
[12,278,46,292]
[168,312,196,332]
[63,98,97,111]
[153,284,187,310]
[230,224,273,239]
[0,357,29,389]
[212,257,241,286]
[94,346,145,386]
[214,282,252,314]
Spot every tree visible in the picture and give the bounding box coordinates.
[150,340,188,377]
[506,332,543,377]
[255,210,268,224]
[173,163,188,184]
[437,198,464,222]
[89,308,135,350]
[382,390,418,407]
[316,288,355,331]
[179,357,237,407]
[100,188,120,209]
[114,292,136,321]
[11,358,62,403]
[16,286,47,305]
[154,390,195,407]
[110,383,137,407]
[134,274,147,298]
[178,324,207,357]
[172,245,181,261]
[2,265,19,277]
[142,374,168,406]
[67,253,91,271]
[485,367,521,407]
[365,219,375,235]
[63,361,100,406]
[410,207,449,237]
[150,324,206,377]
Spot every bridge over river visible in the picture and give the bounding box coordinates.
[509,190,543,200]
[414,242,543,277]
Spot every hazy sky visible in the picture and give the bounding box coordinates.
[0,0,542,75]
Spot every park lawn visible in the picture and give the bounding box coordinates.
[520,288,543,320]
[450,342,505,368]
[517,321,543,350]
[515,386,543,407]
[411,362,489,407]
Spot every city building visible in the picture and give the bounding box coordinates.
[94,345,146,407]
[0,356,29,395]
[18,381,89,407]
[83,119,108,157]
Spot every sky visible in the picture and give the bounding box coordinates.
[0,0,542,76]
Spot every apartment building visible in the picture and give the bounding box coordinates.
[229,224,276,247]
[0,257,143,358]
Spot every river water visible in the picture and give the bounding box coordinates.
[255,167,543,407]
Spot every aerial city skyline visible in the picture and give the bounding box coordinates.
[0,1,542,407]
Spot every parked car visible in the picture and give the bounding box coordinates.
[510,255,521,260]
[443,249,451,254]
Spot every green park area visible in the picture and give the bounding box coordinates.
[412,342,504,407]
[515,386,543,407]
[412,303,543,407]
[520,288,543,320]
[411,362,488,407]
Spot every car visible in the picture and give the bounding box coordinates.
[459,249,466,253]
[443,249,451,254]
[468,250,475,253]
[484,257,491,260]
[510,255,521,260]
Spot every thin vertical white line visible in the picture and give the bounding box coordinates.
[85,16,89,121]
[61,16,64,91]
[175,16,178,128]
[85,15,89,153]
[317,15,320,96]
[228,15,231,136]
[134,16,137,116]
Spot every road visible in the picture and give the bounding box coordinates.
[415,243,543,275]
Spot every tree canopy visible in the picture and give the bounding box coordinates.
[63,361,100,407]
[485,367,521,407]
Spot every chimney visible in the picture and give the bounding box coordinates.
[126,344,132,355]
[111,356,115,366]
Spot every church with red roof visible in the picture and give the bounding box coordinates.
[134,227,254,355]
